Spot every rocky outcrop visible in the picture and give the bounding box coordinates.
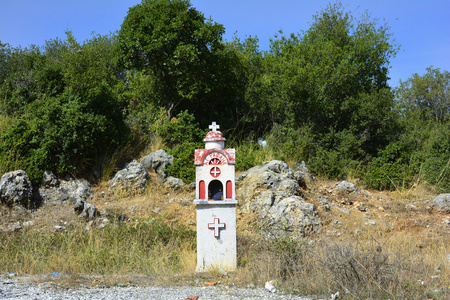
[237,160,321,237]
[433,194,450,213]
[293,161,314,188]
[0,170,34,207]
[37,172,93,205]
[141,149,173,181]
[109,160,150,196]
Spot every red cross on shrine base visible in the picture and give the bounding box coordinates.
[208,218,226,238]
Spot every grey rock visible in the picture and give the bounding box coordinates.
[250,191,320,237]
[235,172,247,183]
[38,178,93,205]
[237,161,303,206]
[335,181,359,194]
[317,195,331,211]
[163,176,185,191]
[237,160,320,237]
[9,222,23,232]
[109,160,150,196]
[141,149,174,179]
[74,199,99,221]
[0,170,34,207]
[433,194,450,213]
[293,161,314,187]
[263,160,290,174]
[41,170,59,188]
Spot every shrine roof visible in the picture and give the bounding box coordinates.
[204,130,226,142]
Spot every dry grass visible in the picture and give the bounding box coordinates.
[236,231,449,299]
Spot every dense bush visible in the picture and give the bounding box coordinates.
[419,124,450,192]
[363,142,414,190]
[157,111,207,182]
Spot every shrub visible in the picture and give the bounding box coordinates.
[420,124,450,192]
[363,142,414,190]
[156,110,207,182]
[235,138,269,171]
[0,92,127,183]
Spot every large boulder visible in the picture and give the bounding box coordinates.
[37,172,93,205]
[109,160,150,196]
[141,149,174,180]
[237,160,321,237]
[433,194,450,213]
[238,160,302,203]
[0,170,34,207]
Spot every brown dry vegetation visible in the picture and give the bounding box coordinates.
[0,170,449,299]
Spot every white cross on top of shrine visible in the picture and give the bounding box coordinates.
[208,218,226,238]
[209,122,220,132]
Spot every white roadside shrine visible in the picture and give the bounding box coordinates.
[193,122,237,272]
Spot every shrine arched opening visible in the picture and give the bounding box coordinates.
[208,180,223,200]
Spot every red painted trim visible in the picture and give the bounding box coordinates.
[199,180,205,199]
[226,180,232,199]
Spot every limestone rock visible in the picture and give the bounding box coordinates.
[74,199,99,220]
[237,160,320,237]
[433,194,450,213]
[109,160,150,196]
[163,176,185,191]
[250,191,321,237]
[0,170,34,207]
[335,181,359,194]
[37,178,93,205]
[41,170,59,188]
[141,149,174,179]
[293,161,314,188]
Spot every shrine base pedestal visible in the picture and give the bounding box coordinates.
[194,200,237,272]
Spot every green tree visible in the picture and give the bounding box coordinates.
[0,33,128,182]
[245,2,399,176]
[394,67,450,192]
[396,66,450,124]
[115,0,225,118]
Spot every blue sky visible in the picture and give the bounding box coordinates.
[1,0,449,87]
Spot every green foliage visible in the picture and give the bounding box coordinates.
[115,0,225,118]
[419,124,450,192]
[157,110,206,182]
[396,66,450,124]
[363,143,413,190]
[0,33,128,183]
[265,124,316,163]
[0,93,124,183]
[1,0,449,194]
[245,2,398,155]
[234,139,268,171]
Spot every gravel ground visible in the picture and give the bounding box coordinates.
[0,275,314,300]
